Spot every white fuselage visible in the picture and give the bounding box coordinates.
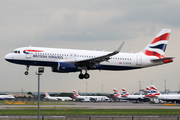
[0,95,15,100]
[44,96,72,101]
[74,95,109,101]
[156,94,180,102]
[124,95,145,101]
[5,47,162,72]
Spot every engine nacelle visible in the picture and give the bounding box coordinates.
[52,62,79,73]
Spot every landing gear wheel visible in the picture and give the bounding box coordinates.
[79,74,84,79]
[84,73,90,79]
[24,71,29,75]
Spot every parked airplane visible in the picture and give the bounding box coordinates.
[150,85,180,103]
[0,95,15,100]
[72,89,109,102]
[44,91,72,101]
[5,29,173,79]
[121,88,145,101]
[112,88,124,99]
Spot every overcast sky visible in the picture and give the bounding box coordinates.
[1,0,180,94]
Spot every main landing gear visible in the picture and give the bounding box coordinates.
[79,69,90,79]
[24,65,29,75]
[79,73,90,79]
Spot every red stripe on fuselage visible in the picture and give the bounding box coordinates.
[25,50,44,52]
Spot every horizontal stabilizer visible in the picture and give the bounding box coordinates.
[151,57,174,63]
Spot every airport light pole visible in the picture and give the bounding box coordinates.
[164,79,166,94]
[86,82,87,99]
[139,81,141,92]
[102,84,103,96]
[36,67,44,120]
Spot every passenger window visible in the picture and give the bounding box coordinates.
[18,51,20,54]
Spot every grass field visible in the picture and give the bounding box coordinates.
[0,109,180,115]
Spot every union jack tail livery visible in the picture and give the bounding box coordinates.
[150,85,161,97]
[142,29,173,64]
[122,88,129,97]
[142,29,170,58]
[145,86,153,97]
[113,88,120,98]
[45,91,50,97]
[72,89,79,98]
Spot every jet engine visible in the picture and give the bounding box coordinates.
[52,62,80,73]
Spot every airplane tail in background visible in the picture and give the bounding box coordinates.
[142,29,173,64]
[72,89,79,98]
[113,88,119,94]
[113,88,121,98]
[121,88,129,97]
[145,86,153,97]
[150,85,161,97]
[45,91,50,98]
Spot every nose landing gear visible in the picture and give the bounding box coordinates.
[24,65,29,75]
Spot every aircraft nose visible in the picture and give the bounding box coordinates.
[4,53,12,61]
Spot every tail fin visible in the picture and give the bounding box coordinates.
[113,88,120,98]
[142,29,171,58]
[150,85,160,96]
[45,91,50,97]
[146,86,151,94]
[145,86,153,97]
[72,89,79,98]
[122,88,129,97]
[113,88,119,94]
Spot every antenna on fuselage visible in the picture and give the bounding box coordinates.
[94,47,98,51]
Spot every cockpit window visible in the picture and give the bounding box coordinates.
[13,50,20,54]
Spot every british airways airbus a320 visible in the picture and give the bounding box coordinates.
[5,29,173,79]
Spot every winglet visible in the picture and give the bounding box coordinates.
[115,41,125,52]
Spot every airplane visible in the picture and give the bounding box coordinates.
[4,29,173,79]
[121,88,145,101]
[72,89,109,102]
[150,85,180,103]
[0,95,15,100]
[44,91,72,101]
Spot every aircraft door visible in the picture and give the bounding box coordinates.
[70,53,73,59]
[136,55,142,65]
[25,49,31,59]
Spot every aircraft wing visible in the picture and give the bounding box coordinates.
[70,42,125,67]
